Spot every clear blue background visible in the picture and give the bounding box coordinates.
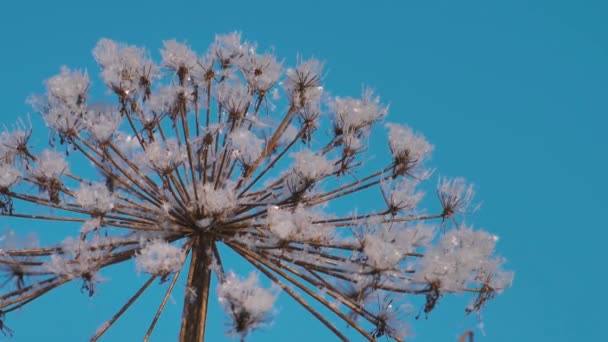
[0,0,606,341]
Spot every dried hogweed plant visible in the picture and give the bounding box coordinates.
[0,33,512,341]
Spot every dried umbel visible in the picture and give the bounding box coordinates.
[0,33,512,341]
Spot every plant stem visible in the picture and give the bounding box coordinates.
[179,236,213,342]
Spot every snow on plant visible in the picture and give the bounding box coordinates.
[136,240,187,281]
[0,33,512,341]
[218,271,278,337]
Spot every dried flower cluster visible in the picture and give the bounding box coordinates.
[0,33,512,341]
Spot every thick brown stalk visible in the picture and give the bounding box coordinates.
[179,236,213,342]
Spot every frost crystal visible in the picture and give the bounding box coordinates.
[161,40,198,79]
[267,205,331,243]
[291,149,334,182]
[93,38,158,94]
[332,88,388,135]
[74,182,115,215]
[135,240,185,279]
[45,66,89,106]
[386,123,433,173]
[201,183,238,217]
[438,177,477,217]
[0,164,20,189]
[416,224,511,292]
[141,138,186,173]
[230,128,263,165]
[28,149,68,180]
[86,109,122,144]
[218,272,277,336]
[284,58,324,109]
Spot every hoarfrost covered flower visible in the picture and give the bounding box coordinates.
[217,81,252,121]
[438,176,477,219]
[363,223,436,271]
[140,138,186,174]
[238,48,283,94]
[85,108,122,144]
[267,205,331,243]
[284,58,324,109]
[136,240,186,280]
[332,87,388,136]
[201,182,238,217]
[28,149,68,180]
[415,224,511,292]
[161,40,198,82]
[218,271,277,337]
[44,236,108,296]
[73,182,115,215]
[93,38,158,96]
[291,149,334,183]
[80,217,102,235]
[386,123,433,176]
[0,33,511,342]
[45,66,90,107]
[211,32,244,68]
[0,163,20,189]
[0,230,39,290]
[381,177,425,215]
[0,117,35,164]
[230,128,263,165]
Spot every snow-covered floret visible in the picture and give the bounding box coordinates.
[363,223,435,271]
[238,49,282,94]
[140,138,186,174]
[331,88,388,136]
[217,81,251,121]
[230,128,263,166]
[93,38,158,96]
[370,294,412,341]
[0,230,39,289]
[201,183,238,217]
[31,68,90,138]
[28,149,68,180]
[284,58,324,109]
[80,217,103,235]
[218,271,277,336]
[45,66,89,107]
[212,32,244,68]
[363,233,404,270]
[161,40,198,82]
[0,118,35,164]
[381,177,424,214]
[291,149,334,183]
[74,182,115,215]
[147,84,194,117]
[41,105,88,138]
[437,177,476,218]
[386,123,433,176]
[341,131,364,157]
[135,240,185,280]
[267,205,332,243]
[44,236,107,296]
[27,149,68,203]
[86,109,122,144]
[415,224,510,292]
[0,163,20,189]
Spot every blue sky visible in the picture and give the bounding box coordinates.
[0,0,606,341]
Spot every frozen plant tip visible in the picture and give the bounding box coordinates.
[0,32,512,342]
